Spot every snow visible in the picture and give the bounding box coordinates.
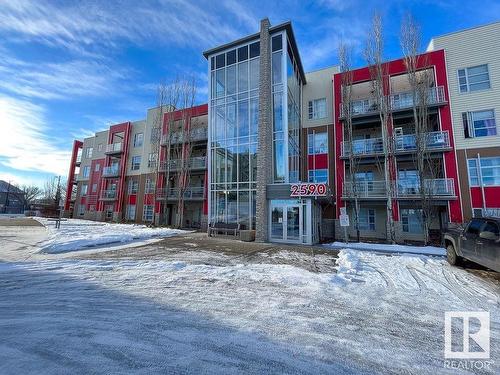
[0,246,498,374]
[34,218,187,253]
[324,240,446,256]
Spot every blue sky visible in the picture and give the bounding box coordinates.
[0,0,498,187]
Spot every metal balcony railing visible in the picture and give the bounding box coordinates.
[397,178,455,197]
[340,98,379,118]
[105,142,123,154]
[389,86,446,111]
[102,165,120,177]
[100,190,117,200]
[394,131,450,152]
[342,181,388,198]
[156,186,205,200]
[341,138,384,157]
[159,156,206,172]
[161,127,208,145]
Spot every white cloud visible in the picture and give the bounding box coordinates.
[0,95,71,176]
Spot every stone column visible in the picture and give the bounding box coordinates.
[255,18,272,242]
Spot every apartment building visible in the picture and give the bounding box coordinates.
[333,50,463,243]
[427,22,500,220]
[64,105,209,228]
[65,18,499,243]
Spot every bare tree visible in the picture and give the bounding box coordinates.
[21,185,42,207]
[339,41,362,242]
[400,14,440,244]
[364,13,396,243]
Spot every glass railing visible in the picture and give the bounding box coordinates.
[105,142,123,153]
[389,86,445,111]
[341,138,384,157]
[102,165,120,176]
[394,131,450,152]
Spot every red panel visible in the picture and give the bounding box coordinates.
[129,195,136,205]
[144,194,155,205]
[470,187,500,208]
[308,154,328,170]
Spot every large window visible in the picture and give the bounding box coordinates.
[81,184,88,196]
[308,169,328,183]
[358,208,375,231]
[463,110,497,138]
[468,157,500,186]
[133,133,144,147]
[131,156,141,171]
[401,208,423,234]
[128,179,138,194]
[458,64,490,93]
[142,205,153,221]
[308,132,327,154]
[126,205,136,221]
[82,166,90,178]
[209,40,260,230]
[308,98,327,119]
[85,147,93,158]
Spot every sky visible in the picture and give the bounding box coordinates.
[0,0,498,187]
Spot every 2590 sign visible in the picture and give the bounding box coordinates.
[290,183,328,197]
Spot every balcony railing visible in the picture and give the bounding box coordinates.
[342,181,388,198]
[397,178,455,197]
[156,186,205,200]
[144,185,155,194]
[161,127,208,145]
[159,156,206,172]
[389,86,446,111]
[340,98,379,118]
[100,189,117,200]
[105,142,123,154]
[394,130,450,152]
[341,138,384,157]
[102,165,120,177]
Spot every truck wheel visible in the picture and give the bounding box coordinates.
[446,244,460,266]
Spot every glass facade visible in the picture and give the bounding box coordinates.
[209,40,260,230]
[208,30,303,232]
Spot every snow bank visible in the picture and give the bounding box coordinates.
[35,218,187,253]
[323,241,445,256]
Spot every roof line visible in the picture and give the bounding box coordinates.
[429,20,500,41]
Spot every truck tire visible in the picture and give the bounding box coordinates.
[446,244,461,266]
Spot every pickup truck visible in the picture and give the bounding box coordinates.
[444,217,500,272]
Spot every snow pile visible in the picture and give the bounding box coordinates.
[324,241,445,256]
[330,250,362,286]
[35,218,187,253]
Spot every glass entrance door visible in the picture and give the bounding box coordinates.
[269,199,310,244]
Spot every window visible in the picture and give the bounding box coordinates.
[308,132,328,155]
[358,208,375,231]
[145,178,155,194]
[143,205,154,221]
[401,209,423,234]
[466,219,483,235]
[94,163,100,172]
[91,183,97,193]
[131,156,141,171]
[128,180,138,194]
[133,133,144,147]
[97,143,103,152]
[126,205,136,221]
[463,110,497,138]
[85,147,93,158]
[483,221,499,236]
[467,157,500,186]
[458,64,490,93]
[308,98,327,120]
[81,184,88,196]
[82,166,90,178]
[308,169,328,183]
[148,153,157,168]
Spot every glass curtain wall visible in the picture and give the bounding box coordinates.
[209,41,260,230]
[286,41,301,183]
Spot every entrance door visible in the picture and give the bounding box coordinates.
[286,206,300,241]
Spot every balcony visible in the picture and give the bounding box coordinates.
[161,127,208,146]
[341,138,384,158]
[100,189,117,201]
[159,156,206,172]
[342,181,388,199]
[156,186,205,201]
[102,165,120,177]
[389,86,446,111]
[339,98,379,119]
[394,131,451,153]
[144,185,155,194]
[105,142,123,155]
[397,178,455,198]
